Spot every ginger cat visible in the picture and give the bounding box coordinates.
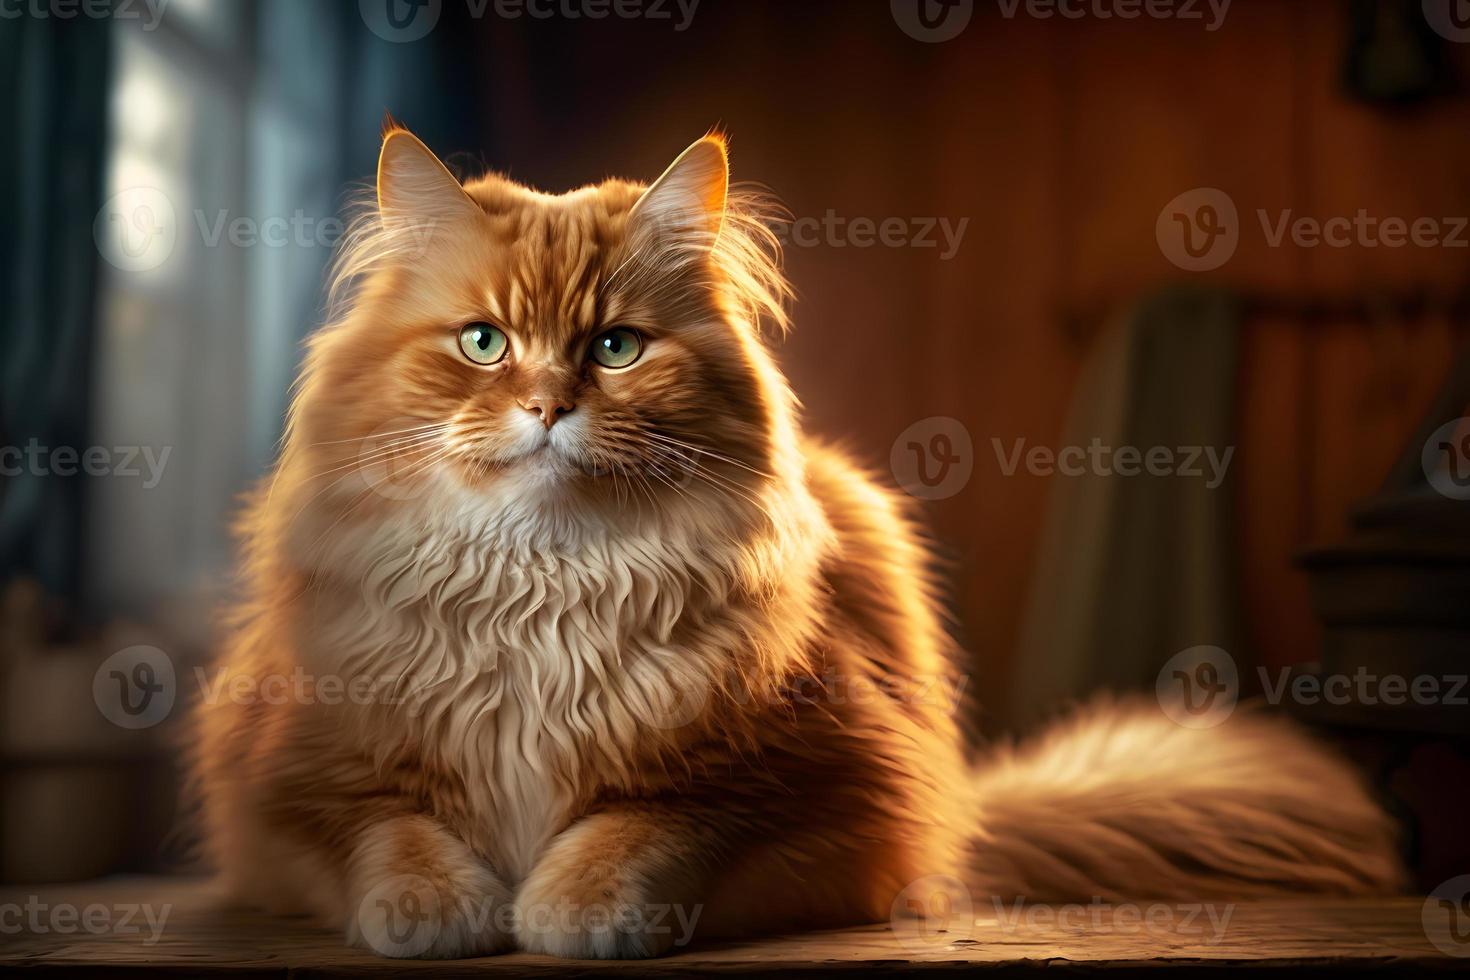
[195,129,1404,959]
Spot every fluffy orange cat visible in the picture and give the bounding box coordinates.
[194,128,1405,959]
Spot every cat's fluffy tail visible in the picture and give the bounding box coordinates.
[968,698,1406,901]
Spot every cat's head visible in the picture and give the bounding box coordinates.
[289,127,797,530]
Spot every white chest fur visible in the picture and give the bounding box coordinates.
[291,480,746,881]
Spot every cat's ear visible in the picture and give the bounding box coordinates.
[376,127,480,222]
[629,135,728,247]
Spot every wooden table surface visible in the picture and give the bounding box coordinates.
[2,877,1466,977]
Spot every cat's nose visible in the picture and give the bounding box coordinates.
[519,394,575,429]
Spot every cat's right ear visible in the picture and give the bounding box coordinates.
[629,135,729,248]
[376,128,481,223]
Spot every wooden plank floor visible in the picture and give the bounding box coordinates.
[2,877,1466,977]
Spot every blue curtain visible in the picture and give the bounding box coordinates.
[0,14,113,602]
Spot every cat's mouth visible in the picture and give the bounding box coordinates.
[458,415,641,490]
[496,426,589,482]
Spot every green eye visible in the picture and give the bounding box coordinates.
[590,327,642,369]
[458,322,508,365]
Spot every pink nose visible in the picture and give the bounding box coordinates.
[519,395,575,429]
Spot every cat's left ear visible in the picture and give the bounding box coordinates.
[376,127,481,223]
[629,135,728,247]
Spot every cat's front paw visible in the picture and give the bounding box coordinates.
[514,865,687,959]
[349,869,513,959]
[346,817,514,959]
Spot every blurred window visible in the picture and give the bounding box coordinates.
[90,1,340,639]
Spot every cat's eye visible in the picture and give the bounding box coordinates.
[590,327,642,369]
[458,322,508,365]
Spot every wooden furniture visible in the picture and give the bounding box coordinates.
[1298,346,1470,736]
[1294,348,1470,887]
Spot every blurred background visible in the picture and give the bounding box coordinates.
[3,0,1469,890]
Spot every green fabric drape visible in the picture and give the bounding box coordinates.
[1011,286,1243,729]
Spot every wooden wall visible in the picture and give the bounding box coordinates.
[461,0,1470,730]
